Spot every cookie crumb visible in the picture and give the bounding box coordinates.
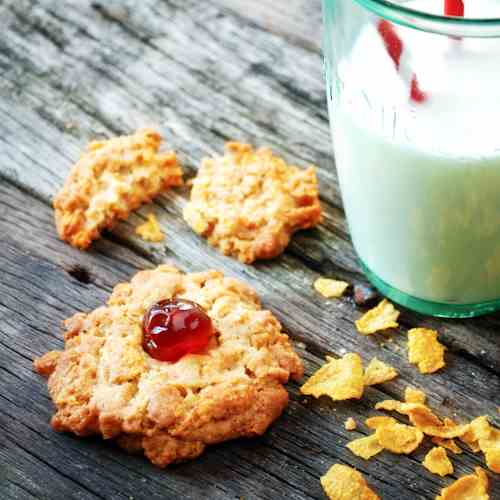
[344,417,357,431]
[136,213,164,242]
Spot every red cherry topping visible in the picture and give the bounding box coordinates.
[445,0,464,17]
[142,299,214,362]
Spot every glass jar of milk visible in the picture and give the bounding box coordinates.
[323,0,500,317]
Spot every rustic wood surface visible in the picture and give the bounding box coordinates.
[0,1,498,499]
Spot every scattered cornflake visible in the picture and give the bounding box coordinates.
[422,447,454,477]
[405,387,427,405]
[409,407,468,439]
[344,417,357,431]
[374,399,401,412]
[407,328,445,374]
[300,353,364,400]
[355,299,399,335]
[320,464,380,500]
[314,278,349,298]
[365,416,398,430]
[470,416,500,473]
[347,434,383,460]
[460,418,483,453]
[135,213,164,242]
[364,358,398,386]
[436,467,489,500]
[375,400,468,439]
[431,437,462,454]
[375,422,424,454]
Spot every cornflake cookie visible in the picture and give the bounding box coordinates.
[183,142,322,263]
[320,464,380,500]
[33,266,303,467]
[54,129,182,249]
[436,467,489,500]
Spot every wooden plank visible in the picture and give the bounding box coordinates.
[0,0,499,498]
[1,162,499,500]
[216,0,323,52]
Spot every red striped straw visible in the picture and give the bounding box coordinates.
[377,20,426,103]
[377,2,465,104]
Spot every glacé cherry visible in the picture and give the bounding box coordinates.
[142,298,214,362]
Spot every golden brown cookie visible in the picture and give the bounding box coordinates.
[34,266,303,467]
[183,142,322,263]
[54,129,182,249]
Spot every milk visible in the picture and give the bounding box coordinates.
[329,0,500,303]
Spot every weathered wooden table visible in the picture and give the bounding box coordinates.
[1,1,499,498]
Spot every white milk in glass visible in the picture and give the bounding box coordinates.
[330,0,500,303]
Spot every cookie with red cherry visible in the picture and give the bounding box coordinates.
[34,265,303,467]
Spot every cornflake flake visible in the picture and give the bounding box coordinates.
[320,464,380,500]
[460,417,483,452]
[470,416,500,473]
[355,299,400,335]
[136,213,164,242]
[422,446,454,477]
[300,353,364,400]
[364,358,398,386]
[405,387,427,404]
[365,416,398,430]
[375,422,424,454]
[375,400,469,439]
[407,328,445,374]
[347,434,383,460]
[314,278,349,299]
[431,437,462,454]
[436,467,489,500]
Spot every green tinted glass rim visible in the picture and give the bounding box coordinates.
[324,0,500,36]
[359,258,500,318]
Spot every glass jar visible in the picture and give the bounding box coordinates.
[323,0,500,317]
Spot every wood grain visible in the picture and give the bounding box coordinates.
[0,1,499,499]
